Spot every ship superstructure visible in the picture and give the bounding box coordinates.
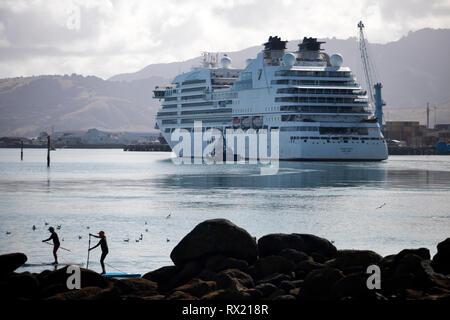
[153,36,388,161]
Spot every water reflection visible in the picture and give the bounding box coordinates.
[153,161,450,190]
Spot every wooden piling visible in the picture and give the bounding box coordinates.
[20,140,23,161]
[47,135,50,167]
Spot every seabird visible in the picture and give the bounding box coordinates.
[376,203,386,209]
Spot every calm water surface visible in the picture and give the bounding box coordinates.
[0,148,449,274]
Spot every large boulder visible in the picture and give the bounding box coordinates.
[432,238,450,275]
[0,253,27,275]
[253,255,295,279]
[258,234,337,259]
[326,250,382,271]
[170,219,258,266]
[302,267,344,298]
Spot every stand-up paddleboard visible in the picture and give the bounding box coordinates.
[103,273,141,278]
[23,263,84,267]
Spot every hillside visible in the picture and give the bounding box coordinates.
[0,28,449,137]
[0,74,168,137]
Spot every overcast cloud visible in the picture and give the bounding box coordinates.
[0,0,449,79]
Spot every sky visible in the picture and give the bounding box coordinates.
[0,0,449,79]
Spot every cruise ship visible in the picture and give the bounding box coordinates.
[153,36,388,161]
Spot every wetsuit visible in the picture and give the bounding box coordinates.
[43,232,60,263]
[90,236,108,274]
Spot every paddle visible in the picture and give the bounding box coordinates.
[44,241,71,252]
[87,234,91,269]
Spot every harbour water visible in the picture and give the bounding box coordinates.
[0,148,449,275]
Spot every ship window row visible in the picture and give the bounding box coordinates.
[181,94,205,100]
[181,108,232,116]
[275,70,352,78]
[277,88,362,95]
[289,136,383,143]
[164,96,178,101]
[233,108,254,114]
[213,92,238,100]
[182,79,206,85]
[181,86,207,93]
[280,126,371,135]
[157,111,178,117]
[280,105,370,114]
[162,104,178,109]
[272,79,357,87]
[181,118,231,125]
[162,119,177,124]
[275,96,366,104]
[181,101,214,108]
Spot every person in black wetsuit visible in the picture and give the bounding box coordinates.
[42,227,60,264]
[89,231,108,274]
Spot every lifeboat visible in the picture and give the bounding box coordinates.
[233,117,241,128]
[241,117,251,129]
[253,116,263,128]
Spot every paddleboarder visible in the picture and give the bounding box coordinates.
[42,227,60,264]
[89,231,108,274]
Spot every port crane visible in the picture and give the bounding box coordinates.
[358,21,385,129]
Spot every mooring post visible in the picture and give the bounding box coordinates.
[21,140,23,161]
[47,135,51,167]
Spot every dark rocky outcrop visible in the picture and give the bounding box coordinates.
[432,238,450,275]
[0,253,27,275]
[258,233,337,259]
[170,219,258,266]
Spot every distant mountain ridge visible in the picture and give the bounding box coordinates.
[0,28,449,137]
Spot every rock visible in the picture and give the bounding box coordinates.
[142,265,181,284]
[254,283,277,297]
[278,249,311,264]
[0,272,39,299]
[253,255,295,279]
[245,288,263,299]
[279,280,296,291]
[303,267,344,298]
[330,272,374,300]
[166,290,198,300]
[39,266,109,290]
[326,250,382,271]
[257,273,292,287]
[114,278,158,296]
[170,219,258,266]
[201,288,251,300]
[173,278,217,297]
[46,286,103,300]
[432,238,450,275]
[393,253,432,290]
[268,288,287,300]
[395,248,430,262]
[166,260,203,292]
[215,269,254,290]
[205,255,249,272]
[258,233,337,259]
[295,260,326,279]
[0,253,27,275]
[273,294,296,300]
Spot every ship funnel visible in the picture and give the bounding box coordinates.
[297,37,325,61]
[263,36,288,65]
